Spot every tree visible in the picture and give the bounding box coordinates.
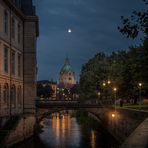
[118,0,148,39]
[80,53,110,100]
[37,84,53,98]
[80,46,148,101]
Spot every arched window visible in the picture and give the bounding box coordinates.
[3,83,9,107]
[11,84,16,107]
[17,85,22,106]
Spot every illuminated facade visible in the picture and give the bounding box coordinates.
[0,0,39,117]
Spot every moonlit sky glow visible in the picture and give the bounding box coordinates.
[33,0,145,81]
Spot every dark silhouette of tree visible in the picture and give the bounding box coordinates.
[37,84,53,98]
[80,44,148,101]
[118,0,148,39]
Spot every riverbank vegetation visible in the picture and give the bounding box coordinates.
[80,40,148,102]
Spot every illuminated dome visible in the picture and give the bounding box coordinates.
[59,57,76,88]
[60,57,74,74]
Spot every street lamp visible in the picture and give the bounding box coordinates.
[113,87,117,113]
[97,92,101,97]
[111,113,115,118]
[107,80,111,85]
[102,82,106,100]
[102,82,106,87]
[138,83,142,109]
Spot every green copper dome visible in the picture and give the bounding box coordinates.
[60,58,74,73]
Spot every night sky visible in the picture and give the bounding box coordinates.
[33,0,145,81]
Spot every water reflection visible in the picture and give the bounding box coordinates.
[13,111,119,148]
[40,112,81,147]
[90,130,96,148]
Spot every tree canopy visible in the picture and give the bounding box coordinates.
[80,41,148,101]
[118,0,148,39]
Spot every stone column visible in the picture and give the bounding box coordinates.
[23,16,39,114]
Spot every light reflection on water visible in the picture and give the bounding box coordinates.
[90,130,96,148]
[39,112,81,148]
[13,111,119,148]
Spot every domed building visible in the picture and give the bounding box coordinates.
[59,57,76,89]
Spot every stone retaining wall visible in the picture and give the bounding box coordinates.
[0,115,36,147]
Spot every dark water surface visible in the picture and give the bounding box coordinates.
[13,111,119,148]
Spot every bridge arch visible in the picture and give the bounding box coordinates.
[36,107,108,124]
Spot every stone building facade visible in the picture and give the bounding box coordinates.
[59,57,76,89]
[0,0,38,117]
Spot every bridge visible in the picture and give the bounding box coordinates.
[35,99,148,148]
[35,99,112,129]
[35,99,113,109]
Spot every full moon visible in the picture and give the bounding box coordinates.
[68,29,72,33]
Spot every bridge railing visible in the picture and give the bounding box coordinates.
[35,99,113,108]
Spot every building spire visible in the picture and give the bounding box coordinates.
[64,57,70,65]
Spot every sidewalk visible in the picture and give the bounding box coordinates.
[120,117,148,148]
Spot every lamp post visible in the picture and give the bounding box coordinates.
[107,80,111,85]
[138,83,142,109]
[97,92,101,97]
[113,87,117,113]
[107,80,111,100]
[103,82,106,87]
[102,82,106,100]
[97,92,101,104]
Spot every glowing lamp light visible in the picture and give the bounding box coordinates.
[113,87,117,92]
[138,83,142,87]
[103,82,106,86]
[97,92,101,96]
[111,113,116,118]
[107,80,111,84]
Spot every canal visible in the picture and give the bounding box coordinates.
[13,111,119,148]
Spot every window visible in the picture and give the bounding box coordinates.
[3,83,9,106]
[11,50,15,75]
[17,86,22,106]
[12,18,15,39]
[18,54,21,76]
[17,24,21,43]
[4,10,8,34]
[69,77,72,80]
[4,46,9,73]
[11,84,16,107]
